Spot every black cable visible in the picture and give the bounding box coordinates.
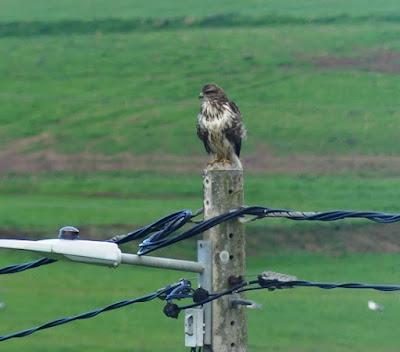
[2,206,400,273]
[257,277,400,292]
[109,209,194,245]
[0,257,57,275]
[165,279,193,301]
[0,209,197,275]
[138,206,279,255]
[3,272,400,342]
[170,277,400,316]
[274,210,400,223]
[178,282,248,311]
[0,280,184,342]
[138,206,400,255]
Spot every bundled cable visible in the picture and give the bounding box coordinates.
[108,209,196,245]
[257,278,400,292]
[2,205,400,272]
[0,257,56,275]
[0,280,187,342]
[0,209,198,275]
[138,206,278,255]
[138,206,400,255]
[165,273,400,318]
[2,272,400,341]
[262,209,400,223]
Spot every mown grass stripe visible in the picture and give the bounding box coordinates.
[1,14,400,38]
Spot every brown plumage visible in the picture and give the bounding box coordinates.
[196,83,246,167]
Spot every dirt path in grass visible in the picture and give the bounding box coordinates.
[310,50,400,74]
[247,223,400,255]
[2,50,400,175]
[1,141,400,175]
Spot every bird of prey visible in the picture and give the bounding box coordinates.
[196,83,246,168]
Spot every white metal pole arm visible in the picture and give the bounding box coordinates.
[120,253,204,273]
[0,239,122,267]
[0,239,204,273]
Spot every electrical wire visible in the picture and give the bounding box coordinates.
[0,208,200,275]
[0,280,185,342]
[0,257,56,275]
[138,206,400,255]
[256,277,400,292]
[108,209,196,245]
[171,276,400,316]
[2,272,400,342]
[138,206,280,255]
[1,206,400,273]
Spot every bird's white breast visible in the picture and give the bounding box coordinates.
[198,102,235,157]
[199,102,233,133]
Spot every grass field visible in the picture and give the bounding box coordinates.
[2,24,400,155]
[1,172,400,232]
[1,0,400,350]
[1,0,400,21]
[1,251,399,352]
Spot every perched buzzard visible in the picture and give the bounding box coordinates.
[197,83,246,168]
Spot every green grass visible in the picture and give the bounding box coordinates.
[1,24,400,155]
[0,251,399,351]
[1,1,400,350]
[1,172,400,231]
[1,0,400,22]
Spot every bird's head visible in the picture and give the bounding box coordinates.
[199,83,227,101]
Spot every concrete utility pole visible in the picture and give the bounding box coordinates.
[202,167,247,352]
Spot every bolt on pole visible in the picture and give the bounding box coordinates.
[202,167,247,352]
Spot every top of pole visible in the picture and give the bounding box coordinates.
[203,162,243,173]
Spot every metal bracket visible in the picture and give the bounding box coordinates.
[197,240,212,345]
[230,295,262,310]
[184,308,204,347]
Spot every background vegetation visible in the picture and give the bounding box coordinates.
[1,1,400,351]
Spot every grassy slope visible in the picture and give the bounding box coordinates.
[1,0,400,21]
[1,173,400,231]
[1,1,400,351]
[2,24,400,155]
[0,251,399,352]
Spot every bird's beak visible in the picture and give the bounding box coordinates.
[198,92,204,99]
